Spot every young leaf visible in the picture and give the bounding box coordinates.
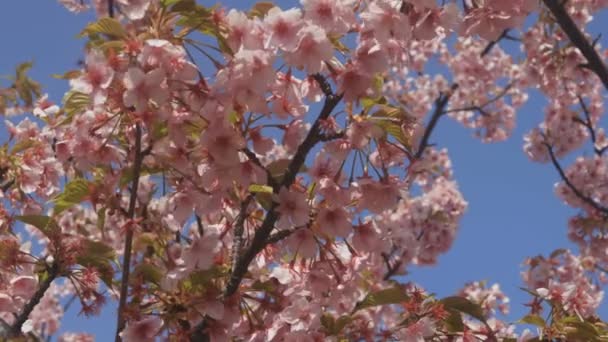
[440,296,486,322]
[249,184,274,194]
[132,264,164,285]
[15,215,59,238]
[62,91,90,118]
[519,314,546,327]
[353,286,409,312]
[80,17,127,39]
[249,2,276,18]
[52,178,91,215]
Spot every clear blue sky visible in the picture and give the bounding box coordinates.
[0,1,606,340]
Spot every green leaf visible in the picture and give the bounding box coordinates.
[550,248,568,259]
[62,90,90,118]
[76,239,116,287]
[249,2,276,18]
[161,0,184,7]
[320,314,351,335]
[10,139,37,154]
[52,178,91,215]
[329,34,349,54]
[353,286,409,312]
[360,96,387,113]
[519,314,546,327]
[267,159,307,180]
[169,0,197,12]
[188,267,228,288]
[371,104,409,119]
[15,215,59,237]
[443,309,465,332]
[97,207,106,234]
[132,264,163,284]
[249,184,273,194]
[82,240,115,259]
[565,321,600,341]
[16,62,34,80]
[81,17,127,39]
[251,279,277,293]
[440,296,486,322]
[52,70,82,80]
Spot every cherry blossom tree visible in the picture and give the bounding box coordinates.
[0,0,608,340]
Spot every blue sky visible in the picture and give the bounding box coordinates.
[1,1,606,339]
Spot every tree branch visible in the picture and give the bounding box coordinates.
[414,84,459,159]
[190,76,343,341]
[574,96,607,156]
[543,0,608,90]
[108,0,114,18]
[115,123,145,342]
[481,29,510,57]
[241,147,278,189]
[230,195,253,276]
[544,142,608,216]
[8,262,59,338]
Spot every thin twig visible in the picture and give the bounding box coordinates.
[544,142,608,216]
[115,123,145,341]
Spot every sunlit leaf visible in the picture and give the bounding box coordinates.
[353,286,409,312]
[440,296,486,322]
[15,215,59,238]
[52,178,92,215]
[249,2,276,18]
[80,17,127,39]
[132,264,164,285]
[519,314,545,327]
[52,70,82,80]
[249,184,273,194]
[62,90,90,119]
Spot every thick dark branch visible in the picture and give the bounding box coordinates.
[266,228,299,245]
[115,123,145,342]
[320,130,345,142]
[108,0,114,18]
[543,0,608,90]
[414,84,458,159]
[481,29,510,57]
[191,76,343,341]
[544,142,608,215]
[225,90,343,295]
[230,195,253,274]
[9,263,59,337]
[241,147,278,189]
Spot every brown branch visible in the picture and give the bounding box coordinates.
[115,123,145,342]
[108,0,114,18]
[444,83,513,116]
[543,0,608,90]
[224,90,343,296]
[575,96,607,156]
[481,29,510,57]
[544,142,608,216]
[414,84,459,159]
[190,76,343,341]
[241,147,278,189]
[9,262,59,337]
[230,195,253,275]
